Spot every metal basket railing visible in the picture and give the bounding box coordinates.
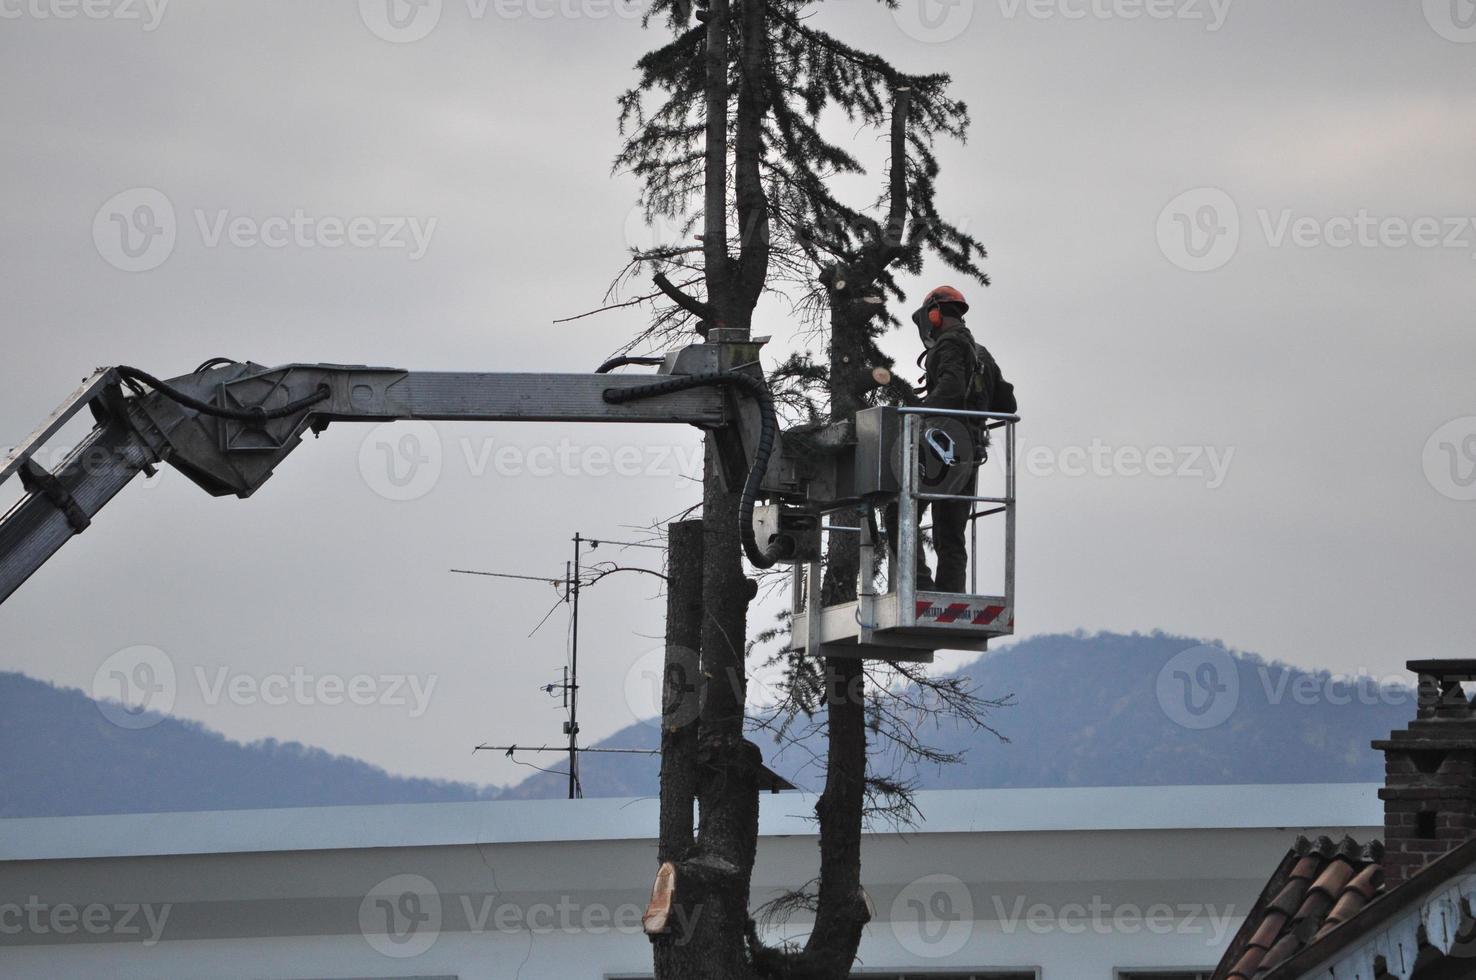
[895,406,1018,608]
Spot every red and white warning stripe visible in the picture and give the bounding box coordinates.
[914,599,1007,626]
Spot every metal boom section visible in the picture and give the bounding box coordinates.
[0,358,734,608]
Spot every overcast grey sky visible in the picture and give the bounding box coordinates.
[2,1,1473,788]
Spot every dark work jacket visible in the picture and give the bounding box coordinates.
[921,324,1016,440]
[921,326,975,410]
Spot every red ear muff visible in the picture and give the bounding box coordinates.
[927,306,943,329]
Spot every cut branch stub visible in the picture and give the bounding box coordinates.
[644,861,678,936]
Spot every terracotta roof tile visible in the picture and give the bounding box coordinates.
[1306,854,1357,900]
[1226,944,1267,980]
[1247,910,1287,951]
[1288,855,1323,881]
[1210,836,1386,980]
[1311,865,1383,941]
[1256,931,1305,975]
[1266,877,1313,917]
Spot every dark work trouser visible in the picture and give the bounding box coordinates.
[929,493,972,594]
[885,465,977,595]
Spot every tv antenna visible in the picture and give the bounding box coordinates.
[452,531,667,799]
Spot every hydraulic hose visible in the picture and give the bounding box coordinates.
[595,355,666,374]
[116,366,331,424]
[602,371,781,569]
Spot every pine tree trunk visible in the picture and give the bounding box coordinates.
[808,104,917,973]
[801,300,873,978]
[670,0,769,972]
[691,449,762,977]
[654,462,762,980]
[653,520,705,979]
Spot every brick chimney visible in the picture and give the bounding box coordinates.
[1373,659,1476,888]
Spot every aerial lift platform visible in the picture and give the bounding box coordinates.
[0,342,1018,662]
[772,405,1019,664]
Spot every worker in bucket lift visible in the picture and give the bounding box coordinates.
[888,285,1016,594]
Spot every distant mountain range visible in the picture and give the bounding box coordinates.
[0,672,496,818]
[0,632,1413,818]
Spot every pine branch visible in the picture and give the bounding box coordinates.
[653,271,717,321]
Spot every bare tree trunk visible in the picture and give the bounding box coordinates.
[659,521,704,862]
[701,0,733,321]
[648,3,773,974]
[656,496,762,980]
[790,88,915,980]
[654,519,705,979]
[798,310,873,979]
[689,449,763,978]
[675,0,771,974]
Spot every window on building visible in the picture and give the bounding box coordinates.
[1117,971,1211,980]
[850,975,1036,979]
[613,973,1036,980]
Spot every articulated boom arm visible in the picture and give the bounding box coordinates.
[3,342,1023,663]
[0,351,752,608]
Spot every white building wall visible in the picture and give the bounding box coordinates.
[0,784,1381,980]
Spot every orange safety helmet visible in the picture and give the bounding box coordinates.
[923,285,970,329]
